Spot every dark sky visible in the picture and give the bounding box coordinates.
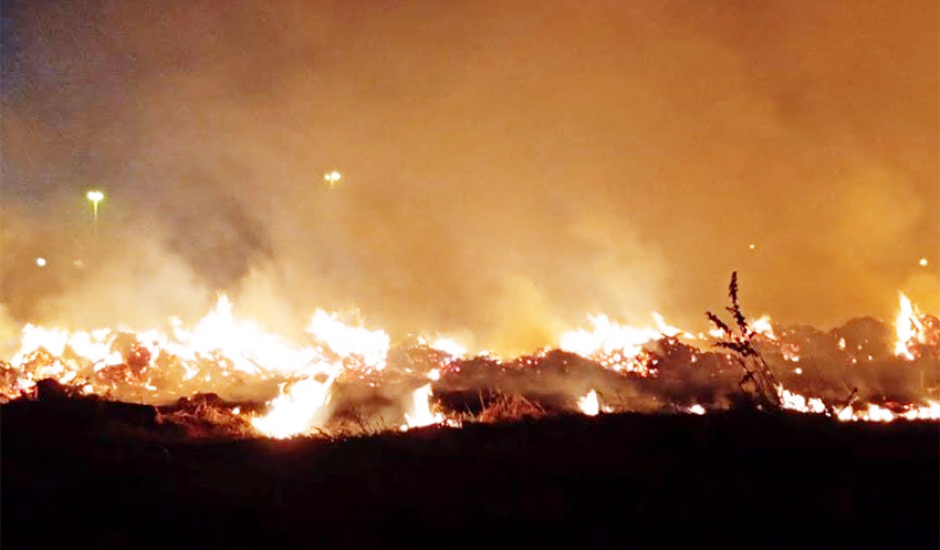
[1,0,937,353]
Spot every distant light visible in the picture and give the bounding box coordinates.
[920,258,928,267]
[323,171,342,187]
[73,259,84,268]
[748,244,756,250]
[794,367,802,375]
[35,257,46,267]
[86,190,105,202]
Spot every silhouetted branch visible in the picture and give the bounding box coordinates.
[706,272,780,410]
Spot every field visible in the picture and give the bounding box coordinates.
[3,397,937,549]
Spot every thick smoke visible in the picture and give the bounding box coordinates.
[1,0,937,354]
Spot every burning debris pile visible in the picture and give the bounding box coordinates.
[2,276,938,438]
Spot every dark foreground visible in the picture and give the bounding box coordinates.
[2,399,938,549]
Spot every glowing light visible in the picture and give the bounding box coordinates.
[323,171,342,187]
[748,243,756,250]
[919,258,928,267]
[35,257,46,267]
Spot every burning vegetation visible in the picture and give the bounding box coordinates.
[2,274,937,439]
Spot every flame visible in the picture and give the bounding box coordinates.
[4,289,938,435]
[751,316,776,340]
[560,314,665,373]
[428,337,467,358]
[307,310,390,370]
[894,292,926,360]
[779,387,826,414]
[251,373,338,438]
[403,383,444,429]
[577,389,600,416]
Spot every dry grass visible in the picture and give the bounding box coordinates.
[478,393,546,423]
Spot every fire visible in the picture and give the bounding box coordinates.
[577,389,600,416]
[250,373,338,438]
[307,310,390,370]
[559,313,674,374]
[779,387,826,414]
[428,337,467,359]
[403,383,444,429]
[894,292,926,360]
[3,288,938,437]
[751,316,775,340]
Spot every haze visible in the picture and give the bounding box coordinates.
[1,0,937,355]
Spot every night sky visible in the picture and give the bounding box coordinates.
[1,0,937,354]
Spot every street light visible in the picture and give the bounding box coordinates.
[323,171,341,188]
[86,189,105,239]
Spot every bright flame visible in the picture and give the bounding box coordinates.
[404,383,444,429]
[577,389,600,416]
[751,316,775,340]
[779,387,826,414]
[429,337,467,358]
[4,289,938,434]
[307,310,390,370]
[250,372,338,438]
[560,315,664,373]
[894,292,926,360]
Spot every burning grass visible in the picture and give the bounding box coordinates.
[2,274,938,439]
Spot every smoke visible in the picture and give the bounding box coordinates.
[1,0,937,354]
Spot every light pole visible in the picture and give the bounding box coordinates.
[323,171,341,188]
[86,190,104,241]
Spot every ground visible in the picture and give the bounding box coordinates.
[2,398,937,549]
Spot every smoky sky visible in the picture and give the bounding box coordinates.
[1,0,937,354]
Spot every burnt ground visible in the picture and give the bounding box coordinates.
[2,399,938,549]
